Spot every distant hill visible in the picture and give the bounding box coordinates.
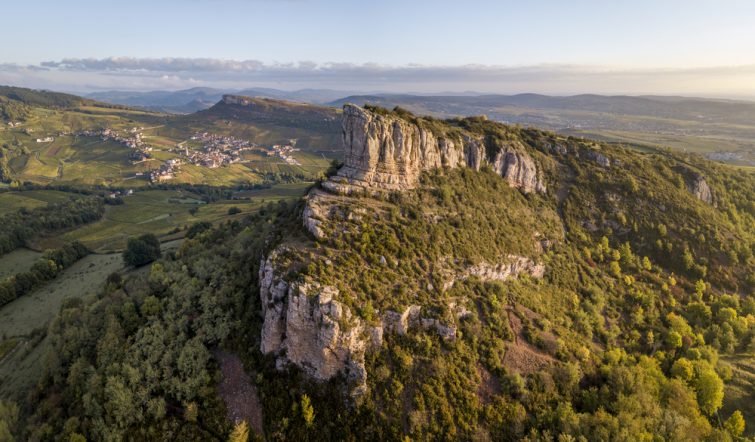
[330,93,755,124]
[154,95,343,154]
[87,87,226,113]
[0,85,94,109]
[87,87,359,113]
[0,85,149,122]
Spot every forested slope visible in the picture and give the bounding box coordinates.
[8,106,754,441]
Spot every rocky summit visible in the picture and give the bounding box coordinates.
[323,104,546,195]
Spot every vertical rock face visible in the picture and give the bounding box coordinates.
[329,105,481,191]
[259,251,368,394]
[491,150,547,194]
[325,105,545,194]
[687,173,714,204]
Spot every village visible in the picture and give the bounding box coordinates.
[181,132,301,168]
[6,122,304,183]
[150,132,302,182]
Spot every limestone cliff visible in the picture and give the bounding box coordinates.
[259,250,369,395]
[324,105,546,194]
[259,104,553,396]
[686,172,714,204]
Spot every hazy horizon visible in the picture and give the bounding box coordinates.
[2,0,755,99]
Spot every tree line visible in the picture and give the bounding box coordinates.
[0,197,104,257]
[0,241,90,308]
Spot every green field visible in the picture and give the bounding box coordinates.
[0,190,76,215]
[0,184,312,254]
[30,184,312,252]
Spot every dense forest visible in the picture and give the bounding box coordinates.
[2,109,754,441]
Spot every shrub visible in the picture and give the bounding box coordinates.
[123,234,161,267]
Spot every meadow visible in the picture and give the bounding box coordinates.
[0,190,74,216]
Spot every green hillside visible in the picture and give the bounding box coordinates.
[0,88,340,187]
[13,106,754,441]
[159,95,343,154]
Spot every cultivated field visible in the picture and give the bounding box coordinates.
[0,190,75,215]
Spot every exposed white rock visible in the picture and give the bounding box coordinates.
[326,104,544,194]
[492,150,547,194]
[302,192,327,240]
[443,255,545,291]
[259,251,368,395]
[687,173,714,204]
[585,150,611,168]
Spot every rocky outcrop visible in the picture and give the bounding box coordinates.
[491,150,547,194]
[585,150,611,168]
[443,255,546,291]
[686,173,713,204]
[259,249,547,397]
[301,193,327,240]
[259,251,368,395]
[324,105,545,194]
[381,305,458,342]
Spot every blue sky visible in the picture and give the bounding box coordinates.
[2,0,755,96]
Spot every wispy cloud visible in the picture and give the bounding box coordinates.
[2,57,755,98]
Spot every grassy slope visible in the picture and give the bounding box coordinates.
[0,249,42,279]
[0,253,123,399]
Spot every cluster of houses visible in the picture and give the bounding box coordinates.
[271,143,301,166]
[76,128,153,162]
[182,132,301,168]
[150,158,181,183]
[183,132,256,168]
[108,189,134,199]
